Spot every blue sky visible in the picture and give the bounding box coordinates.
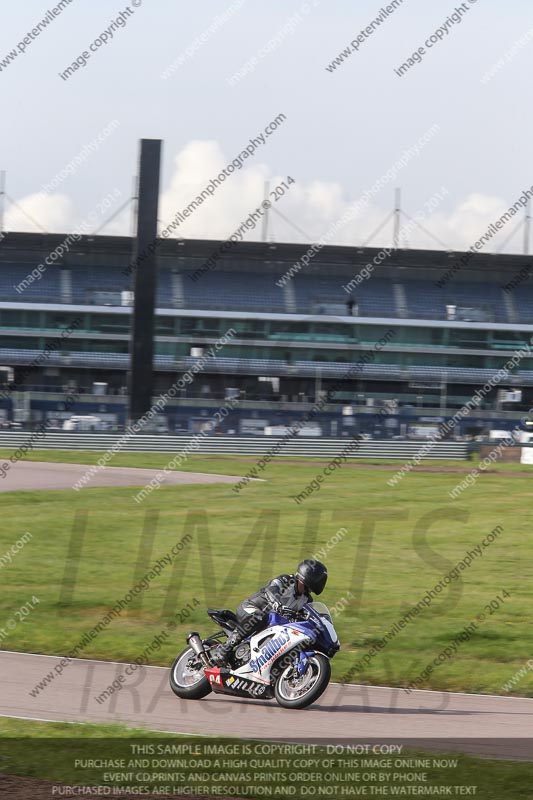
[1,0,532,252]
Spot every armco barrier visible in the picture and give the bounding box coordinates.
[0,432,471,460]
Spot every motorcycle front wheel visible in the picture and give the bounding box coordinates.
[169,646,211,699]
[274,653,331,709]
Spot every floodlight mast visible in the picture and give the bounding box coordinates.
[128,138,162,425]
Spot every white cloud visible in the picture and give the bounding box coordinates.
[4,192,72,233]
[4,143,529,256]
[155,142,528,254]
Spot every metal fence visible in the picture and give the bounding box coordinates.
[0,432,472,459]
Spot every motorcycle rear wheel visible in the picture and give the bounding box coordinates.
[274,653,330,709]
[169,646,211,699]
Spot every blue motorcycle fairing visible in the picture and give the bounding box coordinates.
[267,611,292,628]
[297,650,317,675]
[268,614,318,643]
[267,609,335,654]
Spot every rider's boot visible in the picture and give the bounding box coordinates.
[210,628,244,667]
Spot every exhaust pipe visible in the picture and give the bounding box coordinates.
[187,632,210,666]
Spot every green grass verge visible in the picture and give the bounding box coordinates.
[1,718,533,798]
[1,449,532,696]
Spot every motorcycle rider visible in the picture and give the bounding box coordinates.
[210,559,328,667]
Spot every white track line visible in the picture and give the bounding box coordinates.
[0,649,168,668]
[0,713,215,737]
[0,713,85,725]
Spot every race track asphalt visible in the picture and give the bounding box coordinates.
[0,460,248,491]
[2,651,532,761]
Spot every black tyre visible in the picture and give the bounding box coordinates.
[169,646,211,700]
[274,653,331,709]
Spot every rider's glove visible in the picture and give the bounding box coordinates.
[280,605,296,618]
[271,602,297,618]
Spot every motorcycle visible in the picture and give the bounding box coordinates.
[169,602,340,709]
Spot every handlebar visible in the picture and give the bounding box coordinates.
[276,605,308,621]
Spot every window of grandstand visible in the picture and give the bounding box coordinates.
[258,376,279,392]
[0,310,31,328]
[455,306,492,322]
[155,318,176,335]
[89,315,129,334]
[180,317,220,335]
[90,291,123,306]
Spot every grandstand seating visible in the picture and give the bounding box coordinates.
[182,268,286,312]
[403,280,448,320]
[5,262,61,302]
[156,268,174,308]
[510,286,533,323]
[292,274,398,317]
[67,267,122,304]
[0,260,524,323]
[444,282,508,323]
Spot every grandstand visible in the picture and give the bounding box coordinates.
[0,231,532,437]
